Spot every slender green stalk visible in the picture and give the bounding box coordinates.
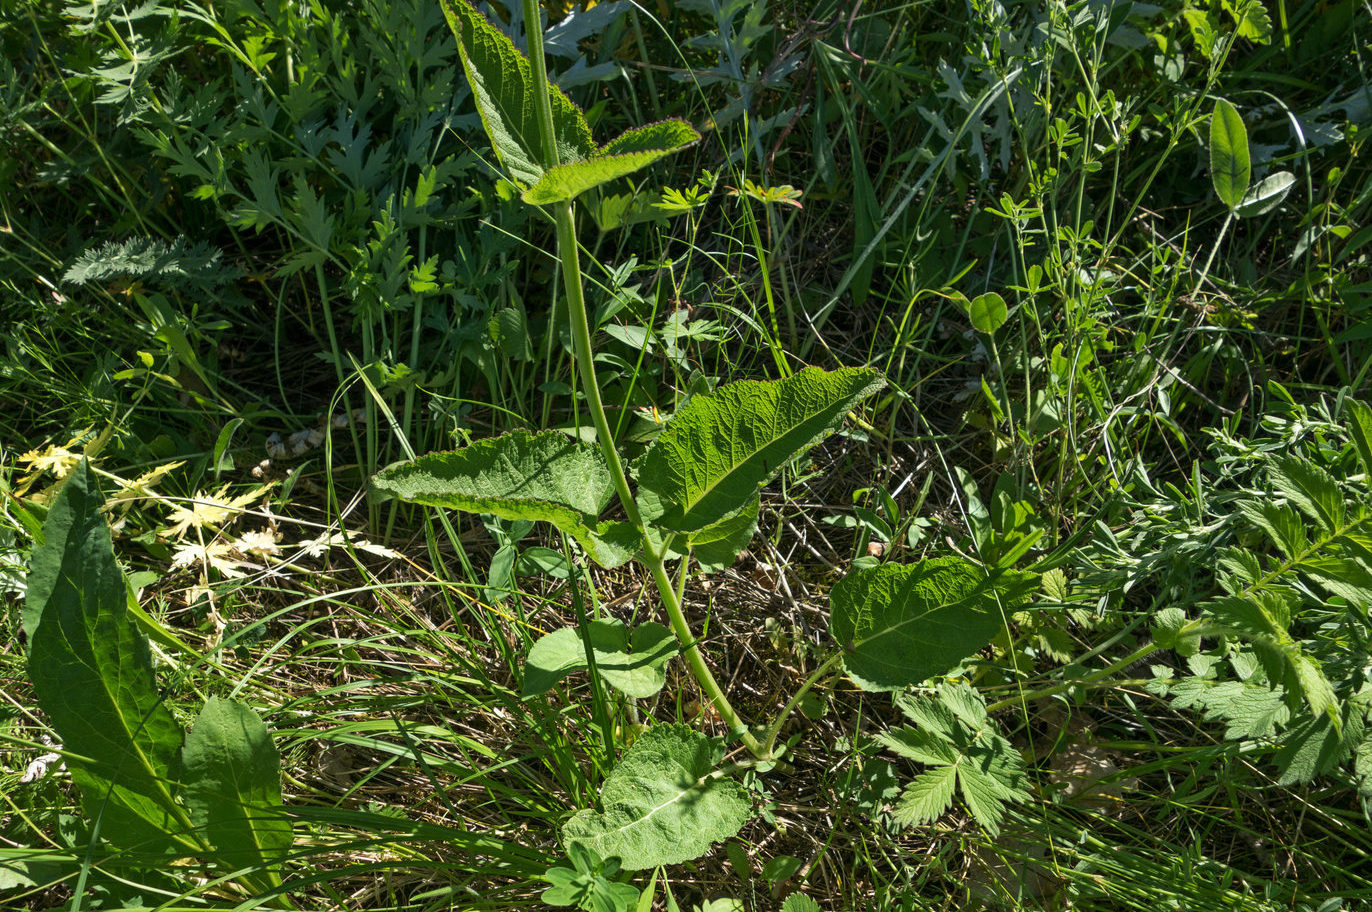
[520,0,763,757]
[760,652,844,758]
[984,641,1157,714]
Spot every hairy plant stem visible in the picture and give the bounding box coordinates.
[521,0,764,758]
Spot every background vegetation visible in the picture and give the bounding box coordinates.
[2,0,1371,909]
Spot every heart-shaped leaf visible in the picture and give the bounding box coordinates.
[830,558,1028,692]
[523,619,676,699]
[562,725,751,869]
[1210,98,1251,211]
[636,367,885,533]
[372,430,635,567]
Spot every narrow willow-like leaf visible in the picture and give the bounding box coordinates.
[830,558,1015,692]
[636,367,885,533]
[372,430,633,567]
[524,120,701,204]
[25,461,198,855]
[442,0,594,186]
[180,697,292,873]
[1210,99,1250,210]
[523,619,676,699]
[562,725,751,868]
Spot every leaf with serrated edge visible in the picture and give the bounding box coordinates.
[180,697,292,873]
[372,430,633,568]
[442,0,594,186]
[636,367,885,534]
[25,461,198,856]
[891,766,957,828]
[524,121,701,204]
[523,619,676,699]
[562,725,751,869]
[831,558,1009,692]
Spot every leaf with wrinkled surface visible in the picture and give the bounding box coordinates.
[372,430,634,567]
[180,697,292,873]
[524,619,676,699]
[830,558,1014,691]
[25,460,198,856]
[562,725,751,869]
[636,367,884,533]
[442,0,594,186]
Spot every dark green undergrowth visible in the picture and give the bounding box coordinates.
[2,0,1371,909]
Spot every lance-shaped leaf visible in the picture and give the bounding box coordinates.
[180,697,293,874]
[562,725,751,869]
[831,558,1024,692]
[443,0,594,186]
[1210,98,1251,211]
[372,430,635,567]
[25,460,199,856]
[523,121,702,204]
[523,619,676,699]
[636,367,885,533]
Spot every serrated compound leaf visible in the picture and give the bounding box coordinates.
[890,765,957,828]
[372,430,634,567]
[1345,399,1372,477]
[636,367,885,533]
[524,619,676,699]
[966,292,1008,334]
[180,697,292,872]
[1236,170,1294,218]
[781,894,821,912]
[523,120,701,204]
[830,558,1008,691]
[1210,98,1251,210]
[25,460,196,856]
[442,0,594,186]
[562,725,751,869]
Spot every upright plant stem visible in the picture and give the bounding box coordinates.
[521,0,763,757]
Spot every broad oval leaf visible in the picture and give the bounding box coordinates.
[1236,170,1295,219]
[372,430,635,567]
[180,697,292,874]
[25,460,198,856]
[562,725,751,869]
[523,619,676,699]
[443,0,595,187]
[966,292,1008,334]
[524,120,701,204]
[635,367,885,534]
[830,558,1021,692]
[1210,98,1251,210]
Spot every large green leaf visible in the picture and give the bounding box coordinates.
[523,619,677,699]
[830,558,1019,692]
[180,697,293,874]
[523,121,701,204]
[25,460,198,855]
[442,0,594,186]
[644,497,760,572]
[1210,98,1251,210]
[635,367,885,534]
[562,725,751,869]
[372,430,635,567]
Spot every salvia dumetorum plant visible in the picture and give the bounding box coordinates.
[370,0,1034,872]
[23,460,292,899]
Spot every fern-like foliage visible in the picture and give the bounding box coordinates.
[64,236,240,291]
[1150,399,1372,787]
[877,682,1028,835]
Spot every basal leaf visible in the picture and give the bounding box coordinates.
[562,725,751,869]
[25,460,198,856]
[830,558,1013,692]
[1210,98,1250,210]
[442,0,594,186]
[372,430,634,568]
[523,619,676,699]
[636,367,885,533]
[180,697,292,874]
[523,120,701,204]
